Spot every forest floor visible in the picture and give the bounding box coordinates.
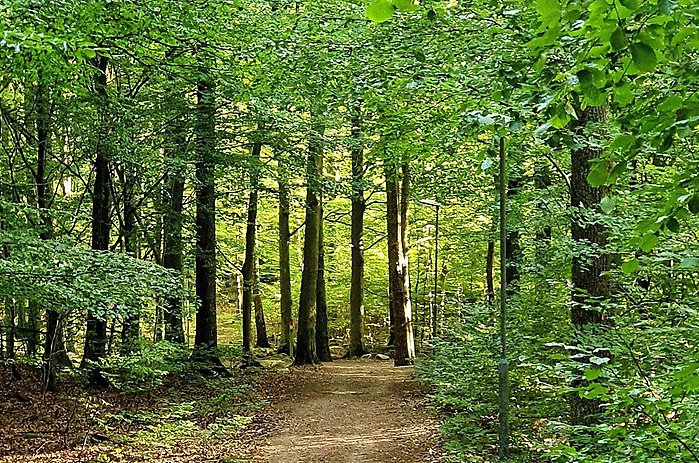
[0,358,444,463]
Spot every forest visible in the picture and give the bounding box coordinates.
[1,0,698,461]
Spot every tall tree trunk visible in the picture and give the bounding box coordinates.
[82,56,111,377]
[120,169,139,354]
[399,163,414,349]
[162,120,186,344]
[385,165,415,366]
[570,105,611,425]
[294,123,323,366]
[349,108,367,358]
[242,141,262,361]
[315,209,332,362]
[486,240,495,304]
[277,162,293,355]
[191,59,224,372]
[254,258,271,348]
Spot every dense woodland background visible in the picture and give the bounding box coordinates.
[1,0,699,461]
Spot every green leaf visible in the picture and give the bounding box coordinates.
[666,217,680,233]
[619,0,639,10]
[639,233,659,253]
[680,257,699,269]
[689,195,699,214]
[366,0,394,23]
[585,368,603,380]
[587,164,609,187]
[600,196,615,214]
[536,0,560,26]
[630,43,657,73]
[613,83,634,106]
[621,259,640,274]
[392,0,419,12]
[659,0,678,15]
[610,28,629,51]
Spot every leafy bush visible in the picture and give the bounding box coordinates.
[101,341,190,391]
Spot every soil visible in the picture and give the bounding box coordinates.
[244,359,445,463]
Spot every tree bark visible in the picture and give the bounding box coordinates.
[294,123,323,366]
[191,59,225,372]
[120,167,139,354]
[315,209,332,362]
[82,56,110,377]
[242,141,262,361]
[385,164,415,366]
[570,104,611,425]
[162,122,186,344]
[254,258,271,348]
[349,108,367,358]
[277,162,293,355]
[505,177,521,297]
[486,240,495,304]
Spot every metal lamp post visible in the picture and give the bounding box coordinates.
[418,198,440,339]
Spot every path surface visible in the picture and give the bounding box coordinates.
[245,359,444,463]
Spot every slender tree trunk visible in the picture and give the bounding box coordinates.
[385,164,415,366]
[486,240,495,304]
[294,123,323,366]
[254,258,271,348]
[242,142,262,361]
[120,170,139,354]
[399,163,414,351]
[505,177,520,297]
[277,162,293,355]
[570,105,612,425]
[315,210,332,362]
[349,108,367,358]
[82,56,110,377]
[162,123,186,344]
[191,59,225,372]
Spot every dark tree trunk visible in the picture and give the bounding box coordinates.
[349,108,367,358]
[385,165,415,366]
[242,142,262,361]
[277,162,293,355]
[486,240,495,304]
[570,105,612,425]
[190,61,225,372]
[162,123,186,344]
[294,124,323,366]
[254,258,271,348]
[82,56,110,376]
[120,169,139,354]
[315,210,332,362]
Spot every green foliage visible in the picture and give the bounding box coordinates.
[101,341,190,391]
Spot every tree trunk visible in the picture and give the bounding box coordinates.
[294,124,323,366]
[349,108,367,358]
[399,163,414,350]
[242,141,262,361]
[385,165,415,366]
[570,105,611,425]
[315,209,332,362]
[120,169,139,354]
[505,177,520,297]
[277,162,293,355]
[162,122,186,344]
[486,240,495,304]
[82,56,110,377]
[254,258,271,348]
[191,59,225,372]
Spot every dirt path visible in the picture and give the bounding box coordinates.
[244,359,444,463]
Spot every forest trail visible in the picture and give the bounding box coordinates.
[244,359,444,463]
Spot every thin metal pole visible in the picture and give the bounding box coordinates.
[432,205,439,338]
[498,135,509,462]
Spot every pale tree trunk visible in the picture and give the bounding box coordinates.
[254,257,271,348]
[570,105,611,425]
[315,209,332,362]
[385,164,415,366]
[277,161,293,355]
[294,122,323,366]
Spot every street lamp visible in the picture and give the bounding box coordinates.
[418,198,440,339]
